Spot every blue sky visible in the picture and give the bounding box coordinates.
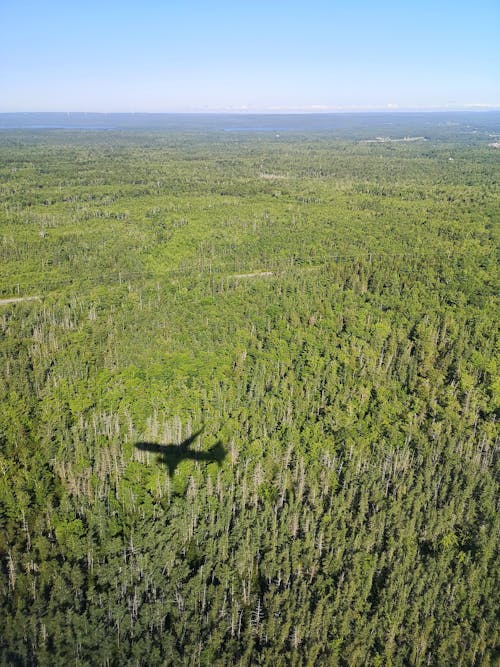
[1,0,499,112]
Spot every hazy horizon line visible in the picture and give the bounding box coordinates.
[2,105,500,116]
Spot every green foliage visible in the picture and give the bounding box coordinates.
[0,127,498,665]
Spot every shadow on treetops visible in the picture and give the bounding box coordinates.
[135,426,226,477]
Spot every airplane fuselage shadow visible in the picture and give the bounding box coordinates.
[135,429,226,477]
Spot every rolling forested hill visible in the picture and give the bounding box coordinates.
[0,119,498,665]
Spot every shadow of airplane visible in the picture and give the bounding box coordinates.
[135,427,226,477]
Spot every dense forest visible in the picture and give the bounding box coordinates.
[0,118,498,665]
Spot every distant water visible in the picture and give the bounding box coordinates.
[0,112,499,135]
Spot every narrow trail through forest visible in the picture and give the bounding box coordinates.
[230,271,274,279]
[0,295,40,305]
